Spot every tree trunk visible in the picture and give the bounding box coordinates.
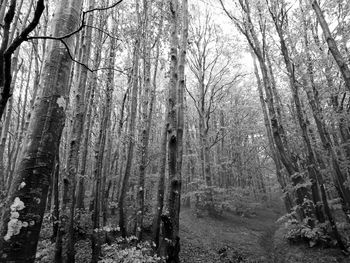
[269,3,320,222]
[252,53,293,212]
[65,3,96,255]
[91,27,116,262]
[110,87,128,214]
[160,0,182,262]
[149,2,165,246]
[0,0,82,261]
[176,0,187,219]
[152,116,168,249]
[118,2,141,236]
[302,27,350,218]
[136,0,152,240]
[76,8,102,210]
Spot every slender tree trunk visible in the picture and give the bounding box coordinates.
[152,117,168,248]
[91,28,116,262]
[302,27,350,219]
[252,53,293,212]
[110,87,128,214]
[136,0,152,240]
[0,0,7,23]
[118,1,141,237]
[76,10,102,210]
[66,25,92,263]
[269,4,321,222]
[0,97,13,191]
[318,173,347,250]
[149,2,165,246]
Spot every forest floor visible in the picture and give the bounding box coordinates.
[179,207,348,263]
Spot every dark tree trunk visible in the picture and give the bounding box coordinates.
[0,0,82,261]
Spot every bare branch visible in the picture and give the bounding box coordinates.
[26,0,124,42]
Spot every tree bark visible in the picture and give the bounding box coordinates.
[118,1,141,237]
[65,2,94,257]
[160,0,181,262]
[91,25,116,262]
[76,7,102,210]
[0,0,82,261]
[136,0,152,240]
[152,116,168,249]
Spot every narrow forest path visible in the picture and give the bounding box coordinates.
[179,207,281,263]
[179,207,349,263]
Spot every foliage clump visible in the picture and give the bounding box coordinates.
[281,216,350,248]
[284,219,333,247]
[99,238,161,263]
[185,184,265,218]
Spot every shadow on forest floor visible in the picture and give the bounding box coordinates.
[179,207,348,263]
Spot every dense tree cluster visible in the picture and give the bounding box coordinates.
[0,0,350,262]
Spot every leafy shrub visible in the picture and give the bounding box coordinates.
[99,239,161,263]
[213,187,262,217]
[39,213,54,240]
[284,219,335,247]
[35,239,55,262]
[184,185,264,218]
[74,209,93,240]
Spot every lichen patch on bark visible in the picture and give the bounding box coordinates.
[4,197,28,241]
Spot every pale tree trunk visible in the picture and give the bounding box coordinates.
[110,87,128,211]
[149,1,165,246]
[65,0,95,259]
[118,0,141,238]
[152,116,168,248]
[100,20,119,228]
[8,47,33,187]
[91,26,116,262]
[76,7,102,210]
[0,0,82,261]
[0,0,7,23]
[136,0,152,240]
